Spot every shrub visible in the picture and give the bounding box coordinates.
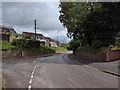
[12,39,40,48]
[61,43,71,50]
[112,46,120,50]
[69,40,81,50]
[78,46,98,54]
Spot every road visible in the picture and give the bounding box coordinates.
[2,51,118,88]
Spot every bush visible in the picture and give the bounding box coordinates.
[12,39,40,48]
[69,40,81,50]
[77,46,98,54]
[92,40,102,49]
[61,43,70,49]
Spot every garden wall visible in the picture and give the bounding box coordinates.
[1,50,55,59]
[106,49,120,61]
[75,49,120,61]
[75,51,106,61]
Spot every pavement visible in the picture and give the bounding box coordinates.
[69,54,120,76]
[1,51,119,88]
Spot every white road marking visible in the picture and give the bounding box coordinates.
[33,57,41,63]
[74,59,100,71]
[29,79,33,84]
[28,64,40,89]
[33,57,45,63]
[28,85,31,90]
[28,57,45,89]
[32,71,34,75]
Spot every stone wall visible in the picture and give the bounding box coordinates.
[75,49,120,61]
[106,49,120,61]
[75,51,106,61]
[1,50,55,59]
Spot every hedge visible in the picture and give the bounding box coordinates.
[12,39,40,48]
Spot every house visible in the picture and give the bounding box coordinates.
[44,37,58,47]
[22,32,60,47]
[22,32,46,41]
[22,32,48,46]
[0,25,23,42]
[0,25,17,34]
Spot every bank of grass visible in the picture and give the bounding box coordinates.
[50,47,67,51]
[0,40,66,51]
[0,40,16,50]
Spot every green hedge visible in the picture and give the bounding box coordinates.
[12,39,40,48]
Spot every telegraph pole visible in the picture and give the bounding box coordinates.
[34,20,37,39]
[57,36,58,46]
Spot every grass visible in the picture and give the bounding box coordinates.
[50,47,67,51]
[0,40,16,50]
[0,40,66,51]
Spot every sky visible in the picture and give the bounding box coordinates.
[2,2,71,43]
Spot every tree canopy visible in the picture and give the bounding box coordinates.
[59,2,120,49]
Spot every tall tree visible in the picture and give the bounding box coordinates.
[59,2,120,49]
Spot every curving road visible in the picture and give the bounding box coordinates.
[2,51,118,88]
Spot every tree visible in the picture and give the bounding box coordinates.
[59,2,120,50]
[69,39,81,54]
[61,43,70,49]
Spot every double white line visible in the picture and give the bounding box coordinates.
[33,57,44,63]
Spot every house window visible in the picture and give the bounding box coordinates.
[40,37,43,39]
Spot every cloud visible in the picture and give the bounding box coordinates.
[2,2,71,43]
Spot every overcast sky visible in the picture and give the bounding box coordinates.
[2,2,71,43]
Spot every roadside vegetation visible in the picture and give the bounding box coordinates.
[0,39,66,51]
[59,2,120,53]
[0,40,16,50]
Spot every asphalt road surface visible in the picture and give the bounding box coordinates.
[2,51,118,88]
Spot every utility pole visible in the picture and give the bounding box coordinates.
[34,20,37,40]
[57,36,58,46]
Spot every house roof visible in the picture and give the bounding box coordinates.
[23,32,44,37]
[0,25,14,29]
[45,37,60,43]
[44,37,52,40]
